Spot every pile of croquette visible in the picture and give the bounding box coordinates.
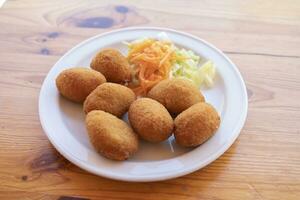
[56,49,220,161]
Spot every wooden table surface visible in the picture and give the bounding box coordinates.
[0,0,299,199]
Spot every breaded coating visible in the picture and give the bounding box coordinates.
[56,68,106,103]
[128,98,174,142]
[147,78,205,115]
[83,83,135,117]
[86,110,138,160]
[90,49,132,83]
[174,102,220,147]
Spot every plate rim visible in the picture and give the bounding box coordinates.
[39,26,248,182]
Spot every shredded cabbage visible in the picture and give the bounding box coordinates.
[171,48,216,88]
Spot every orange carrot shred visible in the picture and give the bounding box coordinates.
[127,39,177,96]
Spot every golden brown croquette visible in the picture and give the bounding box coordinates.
[174,102,220,147]
[128,98,174,142]
[90,49,132,83]
[83,83,135,117]
[56,67,106,103]
[86,110,138,160]
[147,78,205,115]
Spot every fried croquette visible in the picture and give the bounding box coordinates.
[56,68,106,103]
[147,78,205,115]
[86,110,138,160]
[83,83,135,117]
[174,102,220,147]
[128,98,174,142]
[90,49,132,83]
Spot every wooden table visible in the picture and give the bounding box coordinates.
[0,0,299,199]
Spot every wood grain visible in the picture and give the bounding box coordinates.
[0,0,299,199]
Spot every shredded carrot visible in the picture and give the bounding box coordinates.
[127,39,178,96]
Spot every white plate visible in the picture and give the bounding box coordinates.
[39,27,247,182]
